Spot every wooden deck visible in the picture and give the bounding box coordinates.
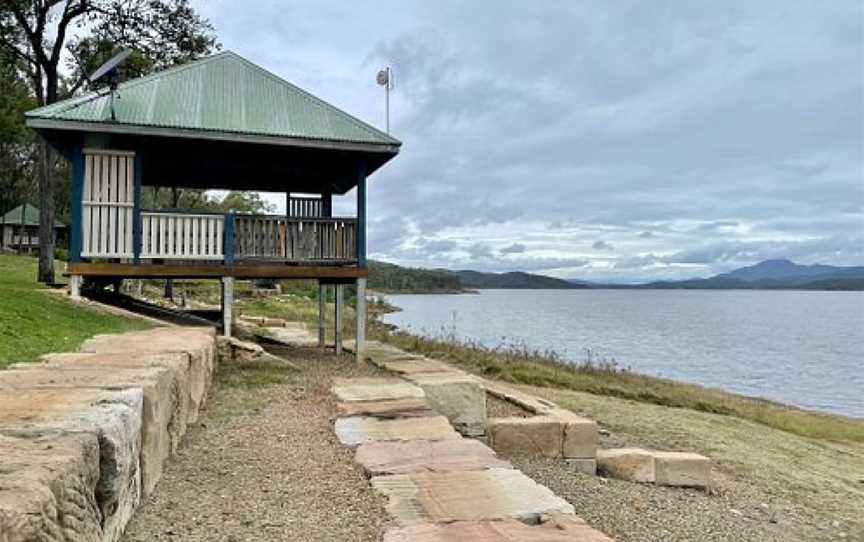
[66,262,368,280]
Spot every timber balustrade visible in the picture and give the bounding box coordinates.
[131,211,356,264]
[233,215,357,262]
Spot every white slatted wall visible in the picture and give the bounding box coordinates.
[140,213,224,260]
[81,149,135,258]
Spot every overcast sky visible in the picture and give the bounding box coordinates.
[196,0,863,282]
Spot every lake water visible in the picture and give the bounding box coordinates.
[382,290,864,418]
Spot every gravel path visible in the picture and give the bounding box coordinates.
[122,345,390,542]
[506,448,826,542]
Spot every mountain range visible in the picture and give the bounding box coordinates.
[368,259,864,292]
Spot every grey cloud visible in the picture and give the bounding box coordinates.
[499,243,526,255]
[593,240,614,250]
[204,0,864,279]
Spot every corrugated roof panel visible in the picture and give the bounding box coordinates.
[25,51,400,148]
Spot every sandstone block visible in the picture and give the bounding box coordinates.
[334,416,460,447]
[383,514,614,542]
[371,468,574,525]
[77,327,216,421]
[597,448,710,487]
[355,439,512,476]
[0,388,144,541]
[481,381,558,415]
[596,448,655,483]
[0,432,102,542]
[337,397,434,419]
[551,410,598,459]
[653,451,711,488]
[379,359,458,376]
[36,351,194,429]
[406,373,487,437]
[0,365,180,497]
[487,416,563,458]
[565,458,598,475]
[332,377,425,402]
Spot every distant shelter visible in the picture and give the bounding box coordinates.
[0,203,66,255]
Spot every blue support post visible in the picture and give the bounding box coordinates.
[132,153,143,263]
[224,211,235,264]
[356,162,367,266]
[69,145,84,262]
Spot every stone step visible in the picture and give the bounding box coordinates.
[371,468,575,525]
[0,387,144,542]
[596,448,711,488]
[355,439,512,476]
[0,365,183,497]
[332,377,425,402]
[383,514,614,541]
[334,416,461,447]
[337,397,435,419]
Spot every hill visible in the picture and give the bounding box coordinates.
[637,259,864,290]
[367,261,583,292]
[454,270,585,289]
[367,261,463,293]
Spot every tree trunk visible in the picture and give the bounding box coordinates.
[37,140,56,284]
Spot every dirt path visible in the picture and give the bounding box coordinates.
[122,345,389,542]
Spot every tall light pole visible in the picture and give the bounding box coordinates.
[376,67,394,134]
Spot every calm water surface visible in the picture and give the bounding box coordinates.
[383,290,864,418]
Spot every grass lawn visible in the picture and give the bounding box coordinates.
[0,254,153,367]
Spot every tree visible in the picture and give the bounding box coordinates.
[0,47,35,219]
[0,0,218,283]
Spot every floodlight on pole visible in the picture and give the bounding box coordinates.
[376,66,394,134]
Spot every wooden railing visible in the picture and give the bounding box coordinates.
[140,211,224,260]
[234,215,357,262]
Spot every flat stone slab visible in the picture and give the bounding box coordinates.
[0,387,143,541]
[405,373,487,437]
[377,359,459,376]
[383,513,614,541]
[597,448,711,488]
[0,365,182,497]
[0,432,103,542]
[332,377,425,402]
[334,416,460,447]
[355,439,512,475]
[371,468,575,525]
[337,397,435,419]
[265,325,317,347]
[482,380,559,415]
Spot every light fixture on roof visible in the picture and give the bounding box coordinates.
[376,66,394,134]
[87,48,132,122]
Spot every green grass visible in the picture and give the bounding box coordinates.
[0,254,152,367]
[377,329,864,443]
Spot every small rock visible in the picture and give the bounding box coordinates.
[729,508,743,517]
[598,428,611,437]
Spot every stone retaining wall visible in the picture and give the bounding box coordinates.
[0,326,218,542]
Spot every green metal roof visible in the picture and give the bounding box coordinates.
[1,204,64,227]
[26,51,400,151]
